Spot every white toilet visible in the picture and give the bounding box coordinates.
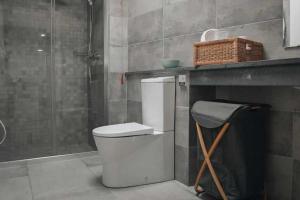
[93,76,175,188]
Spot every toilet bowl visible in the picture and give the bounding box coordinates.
[93,77,175,188]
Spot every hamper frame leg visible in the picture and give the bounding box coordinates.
[194,123,230,200]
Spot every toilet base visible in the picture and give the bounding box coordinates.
[94,131,174,188]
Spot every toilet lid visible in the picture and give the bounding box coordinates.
[93,122,154,138]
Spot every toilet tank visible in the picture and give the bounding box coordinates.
[141,77,175,132]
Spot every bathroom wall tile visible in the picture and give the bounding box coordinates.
[110,0,128,17]
[109,46,128,73]
[164,33,202,67]
[108,100,127,124]
[127,77,142,102]
[265,154,293,200]
[175,106,190,148]
[108,73,127,101]
[128,40,163,72]
[175,145,189,185]
[128,9,163,44]
[110,16,128,46]
[293,112,300,160]
[164,0,216,37]
[128,0,162,18]
[292,160,300,200]
[127,100,142,123]
[216,0,282,28]
[267,111,293,157]
[55,77,88,111]
[221,19,300,59]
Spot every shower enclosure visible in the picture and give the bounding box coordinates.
[0,0,105,162]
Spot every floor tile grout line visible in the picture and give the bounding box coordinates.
[26,164,35,200]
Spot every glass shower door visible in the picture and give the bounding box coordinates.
[0,0,53,161]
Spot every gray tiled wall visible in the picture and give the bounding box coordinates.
[124,0,300,194]
[107,0,128,125]
[126,0,300,73]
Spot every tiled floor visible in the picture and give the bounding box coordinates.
[0,152,200,200]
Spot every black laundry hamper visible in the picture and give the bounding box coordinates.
[191,100,269,200]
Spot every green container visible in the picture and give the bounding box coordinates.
[161,59,180,68]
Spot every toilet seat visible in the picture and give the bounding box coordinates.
[93,122,153,138]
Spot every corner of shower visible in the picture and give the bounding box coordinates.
[0,0,106,163]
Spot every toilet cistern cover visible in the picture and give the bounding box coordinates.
[92,122,154,138]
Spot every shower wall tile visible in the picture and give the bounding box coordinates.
[128,9,163,44]
[0,0,101,161]
[127,100,142,123]
[128,40,163,72]
[164,33,202,67]
[93,0,104,51]
[6,119,53,161]
[55,78,88,111]
[164,0,216,37]
[54,53,87,78]
[55,108,91,155]
[90,79,105,127]
[216,0,282,28]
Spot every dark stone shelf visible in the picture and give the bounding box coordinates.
[125,58,300,86]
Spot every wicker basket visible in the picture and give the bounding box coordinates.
[193,38,264,66]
